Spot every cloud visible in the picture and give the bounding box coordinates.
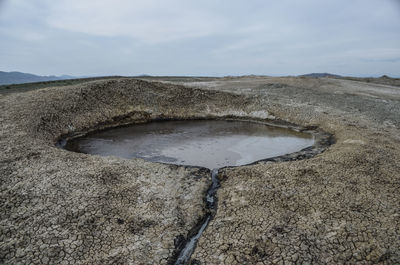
[362,58,400,63]
[44,0,229,43]
[0,0,399,76]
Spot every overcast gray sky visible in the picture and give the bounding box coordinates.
[0,0,399,77]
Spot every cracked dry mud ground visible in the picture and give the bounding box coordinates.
[1,77,400,264]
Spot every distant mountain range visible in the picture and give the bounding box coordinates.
[0,71,77,85]
[299,73,341,78]
[0,71,345,86]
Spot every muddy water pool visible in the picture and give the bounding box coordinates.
[64,120,314,168]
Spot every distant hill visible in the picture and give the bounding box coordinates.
[300,73,341,78]
[0,71,76,85]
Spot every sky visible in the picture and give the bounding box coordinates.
[0,0,399,77]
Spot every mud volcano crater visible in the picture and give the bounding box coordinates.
[61,119,315,168]
[58,117,332,265]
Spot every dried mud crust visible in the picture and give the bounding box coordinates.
[0,79,250,264]
[1,77,400,264]
[175,77,400,264]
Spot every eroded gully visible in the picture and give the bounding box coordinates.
[173,168,220,265]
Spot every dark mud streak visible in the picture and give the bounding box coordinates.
[172,169,220,265]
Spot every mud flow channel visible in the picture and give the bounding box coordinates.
[62,120,315,264]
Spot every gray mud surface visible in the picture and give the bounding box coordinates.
[64,120,314,169]
[1,76,400,264]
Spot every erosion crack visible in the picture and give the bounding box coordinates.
[173,169,220,265]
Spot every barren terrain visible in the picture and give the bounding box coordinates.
[1,76,399,264]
